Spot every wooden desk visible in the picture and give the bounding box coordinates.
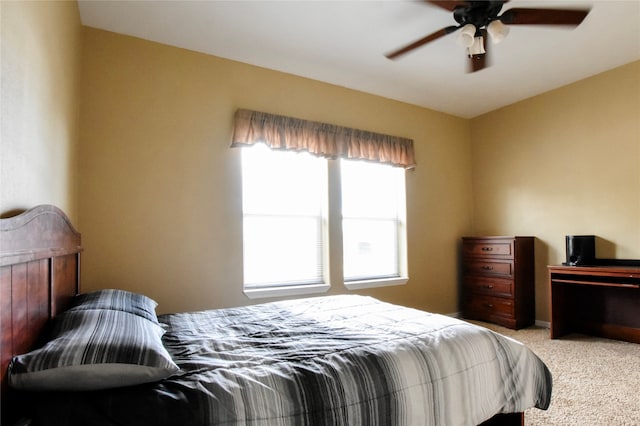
[548,265,640,343]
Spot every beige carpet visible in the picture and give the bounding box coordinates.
[472,321,640,425]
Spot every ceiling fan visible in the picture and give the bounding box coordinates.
[385,1,590,73]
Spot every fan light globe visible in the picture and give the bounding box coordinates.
[487,20,509,44]
[457,24,476,47]
[468,37,486,56]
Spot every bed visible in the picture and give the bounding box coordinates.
[0,205,551,426]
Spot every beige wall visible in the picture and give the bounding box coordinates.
[0,0,82,221]
[4,1,638,322]
[470,61,640,321]
[78,28,473,314]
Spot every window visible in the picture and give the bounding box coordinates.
[241,144,408,298]
[241,144,329,298]
[341,159,407,288]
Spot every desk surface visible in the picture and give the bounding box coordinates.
[549,265,640,278]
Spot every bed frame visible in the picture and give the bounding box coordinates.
[0,205,522,426]
[1,205,82,424]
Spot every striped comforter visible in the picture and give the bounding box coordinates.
[33,295,551,426]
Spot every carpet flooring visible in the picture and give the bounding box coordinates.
[472,321,640,425]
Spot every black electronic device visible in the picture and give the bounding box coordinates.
[564,235,595,266]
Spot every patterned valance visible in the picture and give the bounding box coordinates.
[231,109,416,169]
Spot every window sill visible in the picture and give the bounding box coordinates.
[344,276,408,290]
[244,283,330,299]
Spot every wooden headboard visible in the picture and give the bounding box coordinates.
[0,205,82,423]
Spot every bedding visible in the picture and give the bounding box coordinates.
[23,295,551,426]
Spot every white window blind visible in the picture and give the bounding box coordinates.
[241,144,327,289]
[341,159,407,282]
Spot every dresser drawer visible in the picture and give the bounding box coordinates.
[464,260,513,277]
[463,276,514,297]
[463,295,514,319]
[463,240,513,258]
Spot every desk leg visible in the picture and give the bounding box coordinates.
[549,280,569,339]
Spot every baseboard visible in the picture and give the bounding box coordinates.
[535,319,550,329]
[446,312,550,329]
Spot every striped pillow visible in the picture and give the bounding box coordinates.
[70,289,159,323]
[8,309,179,391]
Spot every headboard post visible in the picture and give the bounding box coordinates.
[0,205,83,424]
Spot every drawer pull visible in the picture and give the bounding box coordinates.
[481,266,494,271]
[481,247,493,251]
[483,284,494,289]
[483,303,494,309]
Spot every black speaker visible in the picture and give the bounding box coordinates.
[564,235,595,266]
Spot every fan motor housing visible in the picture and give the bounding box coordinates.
[453,1,506,28]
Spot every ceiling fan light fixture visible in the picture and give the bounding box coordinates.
[487,19,509,44]
[467,36,485,57]
[457,24,476,47]
[387,1,591,72]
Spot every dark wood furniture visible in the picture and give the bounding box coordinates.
[461,236,535,329]
[548,265,640,343]
[0,206,526,426]
[0,205,82,425]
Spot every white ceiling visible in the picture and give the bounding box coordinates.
[78,0,640,118]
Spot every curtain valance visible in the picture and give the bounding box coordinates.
[231,109,416,169]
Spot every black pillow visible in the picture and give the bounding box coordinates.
[70,288,159,323]
[9,309,178,391]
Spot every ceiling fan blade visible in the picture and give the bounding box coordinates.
[470,54,486,72]
[425,1,468,12]
[386,26,459,59]
[469,30,489,73]
[499,8,589,26]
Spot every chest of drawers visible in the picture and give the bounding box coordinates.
[461,236,535,329]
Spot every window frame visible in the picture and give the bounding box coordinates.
[240,146,330,299]
[340,158,409,290]
[240,145,408,299]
